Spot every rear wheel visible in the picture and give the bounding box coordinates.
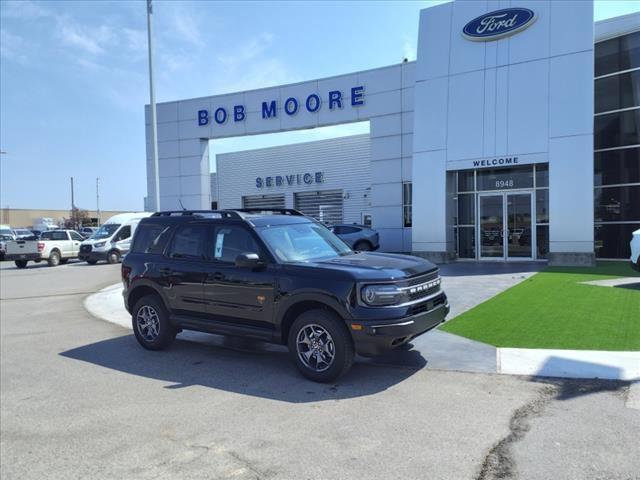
[107,250,120,264]
[48,250,60,267]
[132,294,177,350]
[14,260,28,269]
[287,309,354,383]
[354,241,372,252]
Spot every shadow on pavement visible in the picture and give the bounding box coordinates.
[60,333,425,403]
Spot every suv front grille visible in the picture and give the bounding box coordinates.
[408,293,446,315]
[399,270,441,303]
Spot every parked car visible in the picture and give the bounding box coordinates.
[631,228,640,272]
[330,224,379,251]
[79,227,97,238]
[122,208,449,382]
[5,239,41,268]
[9,229,85,268]
[79,212,153,264]
[0,227,15,261]
[12,228,35,239]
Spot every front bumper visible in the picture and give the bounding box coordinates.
[79,250,109,262]
[350,293,450,356]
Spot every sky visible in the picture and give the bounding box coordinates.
[1,0,638,211]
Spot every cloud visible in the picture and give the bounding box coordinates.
[0,0,50,19]
[170,8,204,47]
[217,32,274,67]
[57,20,112,55]
[0,29,28,64]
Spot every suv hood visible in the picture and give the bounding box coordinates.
[297,252,438,281]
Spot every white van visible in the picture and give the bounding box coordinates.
[78,212,152,264]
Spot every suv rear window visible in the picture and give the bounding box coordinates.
[131,223,172,254]
[168,225,208,259]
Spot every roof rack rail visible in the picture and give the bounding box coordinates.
[151,210,243,219]
[231,208,305,216]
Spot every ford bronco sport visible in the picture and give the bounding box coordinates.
[121,209,449,382]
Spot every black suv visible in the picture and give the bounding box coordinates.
[121,209,449,382]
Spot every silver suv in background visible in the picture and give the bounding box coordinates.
[330,224,379,251]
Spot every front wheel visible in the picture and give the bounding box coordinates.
[132,295,177,350]
[288,309,354,383]
[107,250,120,264]
[14,260,28,269]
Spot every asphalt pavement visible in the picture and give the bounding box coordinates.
[1,260,638,480]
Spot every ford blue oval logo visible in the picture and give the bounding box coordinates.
[463,8,536,42]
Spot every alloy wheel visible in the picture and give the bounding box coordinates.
[296,324,336,372]
[136,305,160,342]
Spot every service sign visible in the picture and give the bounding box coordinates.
[462,8,536,42]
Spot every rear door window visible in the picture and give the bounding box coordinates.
[168,224,209,260]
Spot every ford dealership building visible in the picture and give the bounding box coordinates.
[145,1,639,265]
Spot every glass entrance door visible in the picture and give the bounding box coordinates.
[478,192,533,260]
[479,195,504,259]
[506,193,532,259]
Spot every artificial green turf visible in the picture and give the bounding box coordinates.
[440,261,640,351]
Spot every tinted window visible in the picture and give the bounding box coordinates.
[457,227,475,259]
[595,31,640,77]
[594,109,640,150]
[457,193,475,225]
[535,164,549,188]
[594,147,640,186]
[213,226,260,263]
[457,171,474,192]
[168,225,208,259]
[477,166,534,191]
[594,185,640,222]
[536,190,549,224]
[595,223,640,258]
[595,70,640,113]
[70,232,84,241]
[41,231,68,241]
[339,226,360,234]
[113,226,131,242]
[132,223,172,254]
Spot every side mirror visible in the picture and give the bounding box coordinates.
[235,252,262,269]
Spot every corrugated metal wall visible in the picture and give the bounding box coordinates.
[216,134,371,225]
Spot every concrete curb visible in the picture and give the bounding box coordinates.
[84,283,131,330]
[497,348,640,381]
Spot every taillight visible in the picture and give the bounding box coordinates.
[37,242,44,251]
[122,265,132,284]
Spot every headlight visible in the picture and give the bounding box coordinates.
[94,241,106,248]
[361,284,404,306]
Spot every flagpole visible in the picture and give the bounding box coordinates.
[146,0,160,211]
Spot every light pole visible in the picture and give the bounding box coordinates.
[0,151,5,224]
[146,0,160,212]
[96,177,101,226]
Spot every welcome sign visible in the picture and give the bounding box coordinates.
[462,8,536,41]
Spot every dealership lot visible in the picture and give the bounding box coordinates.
[1,262,638,480]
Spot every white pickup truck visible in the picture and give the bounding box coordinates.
[8,229,85,268]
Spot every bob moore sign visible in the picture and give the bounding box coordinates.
[198,87,365,127]
[463,8,536,41]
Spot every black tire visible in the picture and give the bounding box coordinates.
[287,309,354,383]
[87,259,98,265]
[48,250,60,267]
[60,258,69,264]
[132,294,177,350]
[354,241,372,252]
[107,250,120,264]
[14,260,28,269]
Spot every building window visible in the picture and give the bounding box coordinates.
[594,30,640,259]
[403,182,412,227]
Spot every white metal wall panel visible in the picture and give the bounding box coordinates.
[217,134,371,226]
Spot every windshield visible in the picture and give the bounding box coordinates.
[92,224,120,240]
[258,222,352,262]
